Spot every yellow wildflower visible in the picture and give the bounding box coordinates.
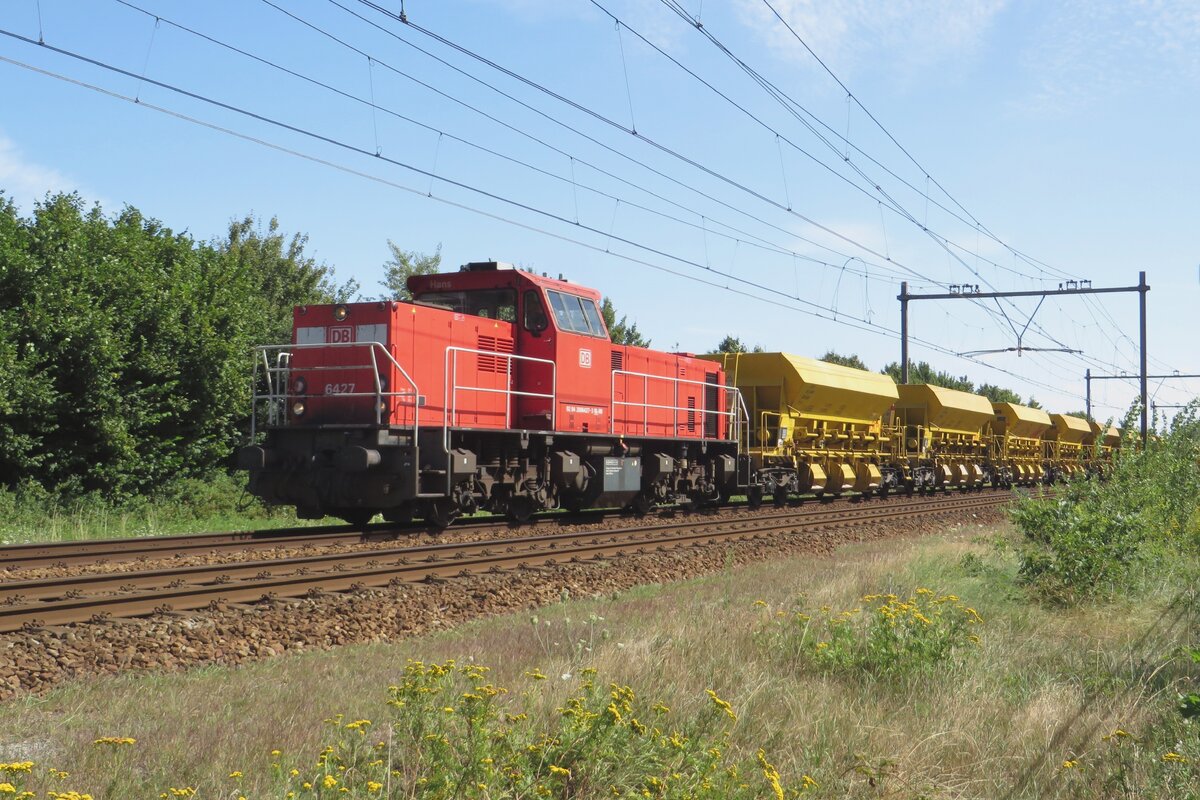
[706,689,737,721]
[92,737,136,746]
[756,749,785,800]
[1162,752,1189,764]
[1061,759,1079,769]
[367,782,383,793]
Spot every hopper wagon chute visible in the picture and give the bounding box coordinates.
[1085,420,1122,476]
[701,352,898,502]
[988,402,1052,487]
[1045,414,1091,481]
[890,384,993,492]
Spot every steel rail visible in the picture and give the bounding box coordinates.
[0,488,1030,570]
[0,493,1011,603]
[0,492,1024,632]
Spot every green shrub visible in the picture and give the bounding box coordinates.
[756,589,983,677]
[1013,403,1200,602]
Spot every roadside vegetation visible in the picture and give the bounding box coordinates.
[0,474,313,544]
[2,405,1198,798]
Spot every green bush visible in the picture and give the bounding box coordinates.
[0,193,351,502]
[1012,403,1200,602]
[756,589,983,677]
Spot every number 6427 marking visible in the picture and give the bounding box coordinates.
[324,383,356,395]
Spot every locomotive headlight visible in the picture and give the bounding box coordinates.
[333,304,349,321]
[292,376,307,394]
[377,400,389,416]
[292,400,307,417]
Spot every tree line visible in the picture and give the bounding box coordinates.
[0,193,359,500]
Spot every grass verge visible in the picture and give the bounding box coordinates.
[0,521,1197,798]
[0,475,317,544]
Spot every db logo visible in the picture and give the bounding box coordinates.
[578,348,592,368]
[329,326,353,343]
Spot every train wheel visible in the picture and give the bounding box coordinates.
[747,486,764,509]
[426,499,461,530]
[383,504,415,525]
[339,510,374,527]
[773,487,788,507]
[506,496,535,524]
[629,493,654,516]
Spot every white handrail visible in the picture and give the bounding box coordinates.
[250,341,420,440]
[443,346,557,453]
[610,368,745,446]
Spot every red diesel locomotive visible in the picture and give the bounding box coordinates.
[239,262,749,525]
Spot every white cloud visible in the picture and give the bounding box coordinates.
[0,132,87,211]
[1020,0,1200,114]
[736,0,1008,85]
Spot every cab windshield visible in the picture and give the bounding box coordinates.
[546,290,607,338]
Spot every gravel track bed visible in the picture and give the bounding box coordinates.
[0,505,1003,699]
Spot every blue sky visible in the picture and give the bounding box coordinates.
[1,0,1197,418]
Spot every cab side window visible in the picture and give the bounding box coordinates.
[523,290,549,333]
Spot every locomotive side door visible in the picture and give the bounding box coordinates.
[514,287,556,430]
[541,288,611,435]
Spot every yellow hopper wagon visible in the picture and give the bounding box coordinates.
[890,384,993,493]
[1085,421,1122,476]
[1045,414,1091,482]
[988,402,1052,487]
[702,352,898,502]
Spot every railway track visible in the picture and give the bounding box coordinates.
[0,490,1029,633]
[0,488,1036,571]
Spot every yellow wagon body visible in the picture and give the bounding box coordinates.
[701,352,897,494]
[892,384,993,488]
[990,402,1052,484]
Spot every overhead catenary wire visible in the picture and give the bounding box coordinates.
[755,0,1080,285]
[274,0,921,286]
[640,0,1105,365]
[639,0,1151,381]
[364,0,1124,379]
[110,0,894,288]
[0,43,1086,404]
[349,0,945,286]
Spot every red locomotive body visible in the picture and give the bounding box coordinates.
[240,262,747,525]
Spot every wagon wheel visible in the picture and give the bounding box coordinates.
[747,485,764,510]
[506,496,535,524]
[426,499,461,530]
[339,510,375,527]
[630,493,654,517]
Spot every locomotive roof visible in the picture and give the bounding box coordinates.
[407,263,602,300]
